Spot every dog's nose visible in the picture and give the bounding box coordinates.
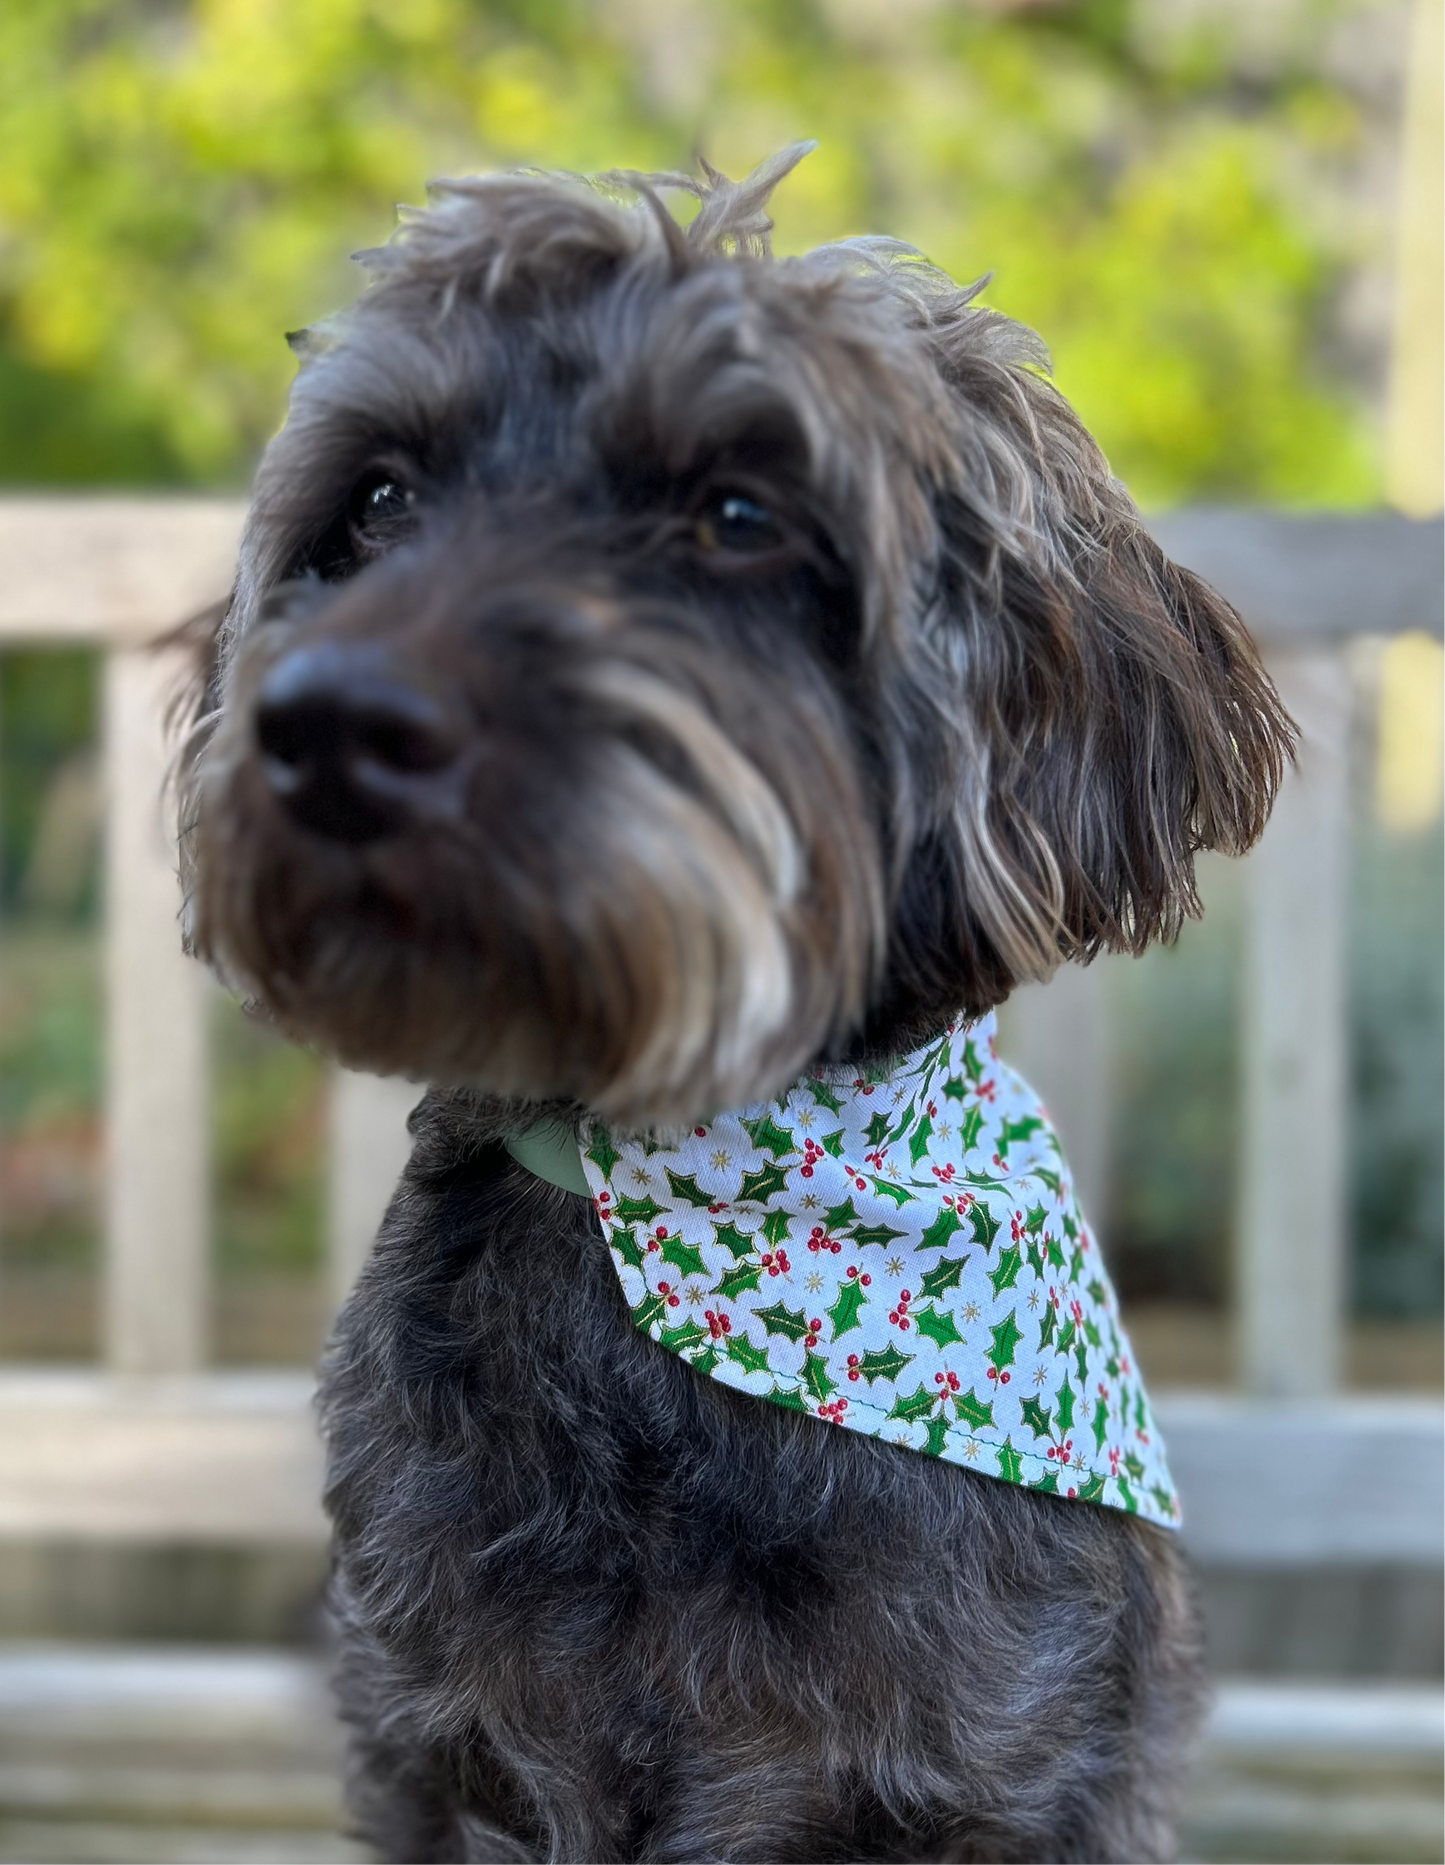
[254,642,466,844]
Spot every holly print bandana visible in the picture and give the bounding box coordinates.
[578,1013,1180,1529]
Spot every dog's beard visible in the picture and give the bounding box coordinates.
[184,619,886,1127]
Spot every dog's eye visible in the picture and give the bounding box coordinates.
[348,473,416,553]
[694,493,785,557]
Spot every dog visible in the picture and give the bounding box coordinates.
[178,146,1294,1862]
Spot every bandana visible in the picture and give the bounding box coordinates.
[558,1014,1178,1528]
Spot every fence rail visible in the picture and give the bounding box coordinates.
[0,498,1439,1557]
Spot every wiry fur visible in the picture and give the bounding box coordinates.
[179,148,1293,1860]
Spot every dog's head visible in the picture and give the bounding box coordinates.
[181,146,1293,1125]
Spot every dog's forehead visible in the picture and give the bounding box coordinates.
[289,227,936,468]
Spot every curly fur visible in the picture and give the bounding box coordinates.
[178,148,1293,1859]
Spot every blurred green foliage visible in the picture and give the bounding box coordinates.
[0,0,1380,505]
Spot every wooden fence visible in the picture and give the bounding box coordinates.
[0,498,1439,1566]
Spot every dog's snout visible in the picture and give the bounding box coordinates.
[254,642,465,845]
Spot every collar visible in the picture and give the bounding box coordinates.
[514,1013,1179,1528]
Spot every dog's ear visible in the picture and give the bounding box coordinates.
[921,338,1295,994]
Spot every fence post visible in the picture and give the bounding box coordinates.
[997,960,1114,1232]
[327,1070,420,1307]
[103,647,210,1374]
[1238,648,1352,1397]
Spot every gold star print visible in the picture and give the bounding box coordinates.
[886,1256,905,1276]
[936,1122,952,1142]
[1027,1288,1041,1311]
[962,1301,980,1322]
[805,1271,824,1292]
[963,1440,982,1462]
[796,1107,816,1129]
[1071,1452,1088,1472]
[710,1149,731,1171]
[886,1162,901,1179]
[892,1085,908,1104]
[799,1193,820,1210]
[1033,1366,1049,1386]
[685,1284,706,1306]
[632,1167,651,1186]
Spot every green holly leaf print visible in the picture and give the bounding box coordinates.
[613,1194,663,1225]
[827,1277,868,1340]
[1025,1239,1046,1280]
[1135,1389,1149,1433]
[1038,1304,1057,1351]
[632,1291,668,1332]
[962,1037,983,1081]
[757,1301,810,1343]
[1031,1468,1060,1495]
[691,1344,721,1376]
[907,1113,934,1166]
[661,1318,707,1353]
[918,1205,963,1253]
[967,1200,1000,1250]
[759,1208,792,1247]
[1076,1473,1108,1504]
[819,1129,845,1157]
[715,1262,762,1301]
[1046,1235,1066,1270]
[988,1247,1022,1297]
[1055,1378,1076,1432]
[858,1342,914,1385]
[725,1333,770,1376]
[1116,1478,1138,1514]
[1069,1247,1087,1283]
[713,1222,755,1262]
[1056,1319,1077,1357]
[739,1161,790,1204]
[1092,1398,1110,1450]
[913,1304,963,1350]
[660,1234,707,1280]
[1074,1338,1090,1385]
[1087,1278,1108,1306]
[957,1105,984,1152]
[954,1388,994,1431]
[585,1130,620,1180]
[888,1106,916,1144]
[996,1439,1024,1485]
[1083,1318,1102,1349]
[742,1113,796,1159]
[864,1109,892,1148]
[941,1074,967,1101]
[769,1384,809,1413]
[888,1384,941,1426]
[1019,1396,1053,1440]
[918,1256,966,1300]
[923,1415,950,1457]
[665,1169,717,1209]
[988,1311,1023,1371]
[1062,1210,1078,1242]
[1151,1486,1177,1518]
[1001,1115,1043,1151]
[1034,1167,1063,1195]
[1023,1204,1048,1236]
[801,1351,836,1405]
[852,1222,906,1248]
[825,1198,859,1230]
[869,1177,916,1207]
[614,1228,646,1273]
[807,1079,845,1114]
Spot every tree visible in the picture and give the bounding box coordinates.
[0,0,1381,503]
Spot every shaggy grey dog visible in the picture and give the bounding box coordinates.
[179,147,1293,1862]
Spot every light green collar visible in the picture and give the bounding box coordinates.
[504,1119,590,1196]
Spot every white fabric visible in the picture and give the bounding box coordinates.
[579,1012,1179,1528]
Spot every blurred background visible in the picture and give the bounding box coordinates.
[0,1,1439,1860]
